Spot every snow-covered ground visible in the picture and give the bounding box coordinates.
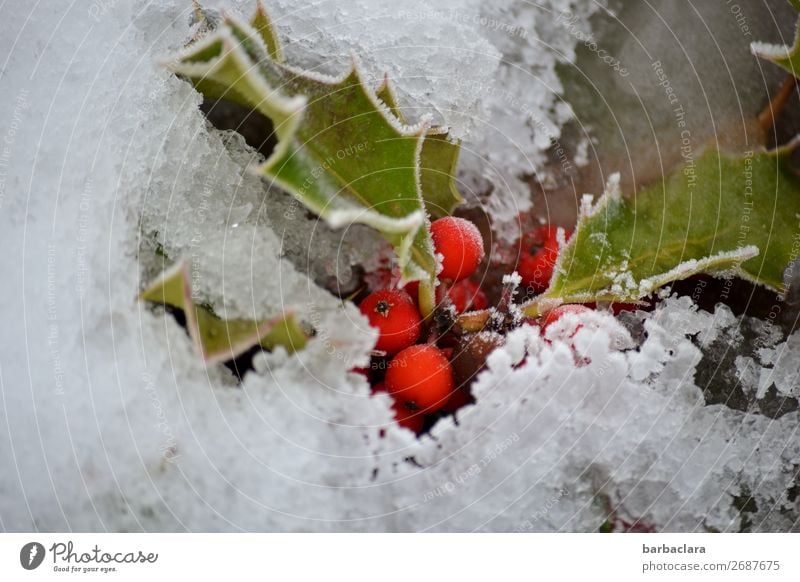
[1,0,799,532]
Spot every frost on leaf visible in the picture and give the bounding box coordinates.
[162,3,463,302]
[140,262,307,365]
[375,76,463,219]
[751,0,800,76]
[524,146,800,316]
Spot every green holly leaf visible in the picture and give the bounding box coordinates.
[751,2,800,76]
[140,262,307,365]
[164,3,465,309]
[523,144,800,316]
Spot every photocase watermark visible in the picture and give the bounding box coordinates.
[421,433,519,502]
[20,542,46,570]
[556,11,629,77]
[396,9,527,39]
[0,88,30,211]
[141,372,180,463]
[20,539,159,574]
[48,540,158,574]
[514,487,569,531]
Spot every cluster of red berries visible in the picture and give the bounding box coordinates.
[358,216,485,433]
[357,216,638,435]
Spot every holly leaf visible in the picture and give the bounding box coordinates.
[140,262,307,365]
[375,76,463,218]
[163,3,465,309]
[751,1,800,76]
[523,144,800,316]
[249,0,283,62]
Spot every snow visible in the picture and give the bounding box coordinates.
[1,0,799,533]
[751,40,794,60]
[216,0,608,232]
[460,0,608,231]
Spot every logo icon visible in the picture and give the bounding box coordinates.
[20,542,45,570]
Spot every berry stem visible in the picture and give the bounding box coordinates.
[521,296,563,319]
[417,278,437,318]
[757,74,797,138]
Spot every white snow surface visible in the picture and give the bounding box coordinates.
[1,0,799,532]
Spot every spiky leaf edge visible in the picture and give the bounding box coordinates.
[751,0,800,76]
[520,142,800,319]
[140,262,307,365]
[163,8,444,308]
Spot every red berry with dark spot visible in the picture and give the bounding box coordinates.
[359,289,422,355]
[430,217,485,281]
[385,344,454,413]
[447,279,489,313]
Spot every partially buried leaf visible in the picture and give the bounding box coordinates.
[140,262,307,365]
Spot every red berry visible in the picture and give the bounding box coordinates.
[447,279,489,313]
[359,289,422,355]
[403,280,420,307]
[441,387,474,414]
[430,217,485,281]
[391,400,425,433]
[541,304,592,331]
[519,236,559,293]
[521,225,559,250]
[517,226,572,293]
[385,345,454,412]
